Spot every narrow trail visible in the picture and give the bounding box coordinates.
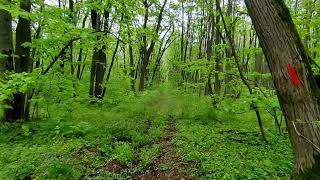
[133,116,198,180]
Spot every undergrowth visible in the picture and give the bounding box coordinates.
[0,83,293,179]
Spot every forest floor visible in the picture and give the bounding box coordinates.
[0,86,293,179]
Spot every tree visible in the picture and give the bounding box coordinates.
[5,0,32,121]
[89,8,107,99]
[0,0,13,73]
[138,0,168,91]
[0,0,13,121]
[245,0,320,178]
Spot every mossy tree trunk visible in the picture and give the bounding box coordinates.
[245,0,320,178]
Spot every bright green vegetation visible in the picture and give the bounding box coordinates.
[3,0,316,178]
[0,84,292,179]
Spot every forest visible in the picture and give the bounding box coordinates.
[1,0,320,179]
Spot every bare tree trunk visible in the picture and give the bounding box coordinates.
[245,0,320,178]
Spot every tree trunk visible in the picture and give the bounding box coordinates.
[139,0,168,91]
[69,0,75,75]
[214,0,221,95]
[0,0,13,73]
[15,0,32,73]
[6,0,32,121]
[204,3,214,96]
[77,15,88,80]
[89,9,106,99]
[254,39,263,86]
[129,45,135,91]
[224,0,234,96]
[245,0,320,178]
[106,39,120,82]
[0,0,13,121]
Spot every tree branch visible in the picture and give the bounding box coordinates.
[41,37,81,75]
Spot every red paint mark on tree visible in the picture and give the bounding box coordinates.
[287,64,301,88]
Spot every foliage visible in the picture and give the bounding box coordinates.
[0,0,314,178]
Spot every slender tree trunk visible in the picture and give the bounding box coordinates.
[245,0,320,178]
[217,0,267,143]
[254,36,263,86]
[69,0,75,75]
[214,0,221,95]
[205,3,214,96]
[180,1,185,82]
[139,0,168,91]
[106,39,120,82]
[129,45,135,91]
[151,27,175,85]
[224,0,234,96]
[77,15,88,80]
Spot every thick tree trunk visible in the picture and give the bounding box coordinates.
[0,1,13,73]
[6,0,32,121]
[0,0,13,121]
[89,10,106,99]
[15,0,32,73]
[245,0,320,178]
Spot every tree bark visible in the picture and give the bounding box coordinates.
[224,0,234,96]
[89,9,107,99]
[129,45,135,91]
[214,0,221,95]
[6,0,32,121]
[0,0,13,121]
[0,0,13,73]
[245,0,320,178]
[204,2,214,96]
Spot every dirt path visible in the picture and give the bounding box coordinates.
[133,116,198,180]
